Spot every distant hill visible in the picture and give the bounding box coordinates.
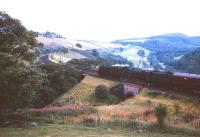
[113,33,200,73]
[113,33,200,52]
[35,32,200,74]
[35,35,141,67]
[173,48,200,74]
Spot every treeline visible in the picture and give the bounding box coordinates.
[36,31,64,39]
[0,11,80,121]
[173,48,200,74]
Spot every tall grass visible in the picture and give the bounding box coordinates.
[81,118,200,137]
[29,105,97,118]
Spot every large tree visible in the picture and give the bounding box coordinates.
[0,11,41,61]
[0,11,42,121]
[0,12,81,122]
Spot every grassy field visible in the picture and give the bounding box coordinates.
[94,90,200,133]
[0,123,193,137]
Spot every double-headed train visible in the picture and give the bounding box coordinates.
[98,66,200,92]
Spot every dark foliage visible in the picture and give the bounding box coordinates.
[0,11,40,62]
[39,63,81,97]
[173,48,200,74]
[137,49,145,57]
[154,103,168,127]
[95,85,109,99]
[68,58,128,70]
[92,49,99,57]
[76,43,82,48]
[36,31,64,39]
[0,12,80,122]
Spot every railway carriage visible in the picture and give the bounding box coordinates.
[97,66,200,92]
[146,71,173,88]
[128,68,147,82]
[173,73,200,92]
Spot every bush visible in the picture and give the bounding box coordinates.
[82,115,98,127]
[173,102,180,114]
[145,99,153,107]
[154,103,168,127]
[182,112,195,123]
[192,119,200,128]
[95,85,109,100]
[137,49,145,57]
[143,109,153,117]
[102,94,121,104]
[92,49,99,57]
[146,91,161,97]
[126,92,135,98]
[76,43,82,48]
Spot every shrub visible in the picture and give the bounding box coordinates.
[144,109,153,117]
[146,91,161,97]
[95,85,109,100]
[145,99,153,107]
[76,43,82,48]
[137,49,145,57]
[182,112,195,123]
[126,92,135,98]
[92,49,99,57]
[173,102,180,114]
[192,119,200,128]
[30,105,97,118]
[103,94,121,104]
[154,103,168,127]
[83,116,97,123]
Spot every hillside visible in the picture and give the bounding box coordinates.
[36,35,151,69]
[52,76,120,105]
[36,33,200,74]
[2,75,200,136]
[113,34,200,72]
[45,76,200,136]
[173,48,200,74]
[113,33,200,51]
[51,76,200,125]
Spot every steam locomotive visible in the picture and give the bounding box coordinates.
[98,66,200,92]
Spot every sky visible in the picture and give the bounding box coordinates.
[0,0,200,42]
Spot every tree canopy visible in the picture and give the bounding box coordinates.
[0,11,40,61]
[0,12,80,121]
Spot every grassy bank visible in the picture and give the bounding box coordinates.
[52,76,119,105]
[0,122,195,137]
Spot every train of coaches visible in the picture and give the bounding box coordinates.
[97,66,200,92]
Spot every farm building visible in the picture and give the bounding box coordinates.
[110,82,143,100]
[122,82,142,96]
